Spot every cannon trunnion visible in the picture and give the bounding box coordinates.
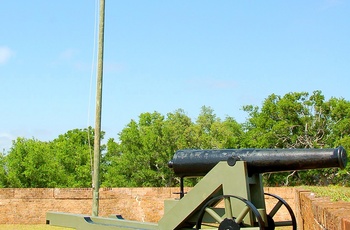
[46,147,347,230]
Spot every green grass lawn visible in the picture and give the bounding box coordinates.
[303,185,350,202]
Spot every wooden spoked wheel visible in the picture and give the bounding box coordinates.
[264,193,297,230]
[195,195,265,230]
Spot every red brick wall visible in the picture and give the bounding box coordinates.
[0,187,293,225]
[0,187,349,229]
[295,188,350,230]
[0,187,182,224]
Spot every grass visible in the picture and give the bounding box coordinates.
[303,185,350,202]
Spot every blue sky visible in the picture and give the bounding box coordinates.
[1,0,349,152]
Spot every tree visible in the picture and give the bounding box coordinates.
[242,92,313,148]
[3,127,102,188]
[0,151,7,188]
[105,112,169,187]
[162,109,195,150]
[194,106,219,149]
[102,108,244,187]
[242,91,350,186]
[100,138,123,187]
[2,91,349,188]
[210,116,243,149]
[5,138,62,187]
[51,127,98,187]
[161,109,197,186]
[325,97,350,148]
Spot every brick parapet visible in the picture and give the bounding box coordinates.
[296,188,350,230]
[0,187,349,229]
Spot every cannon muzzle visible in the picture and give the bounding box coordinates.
[168,147,347,177]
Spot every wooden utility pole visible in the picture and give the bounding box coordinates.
[92,0,105,217]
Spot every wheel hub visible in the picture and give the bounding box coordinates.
[265,215,275,230]
[219,218,241,230]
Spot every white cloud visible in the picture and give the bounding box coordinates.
[0,46,14,65]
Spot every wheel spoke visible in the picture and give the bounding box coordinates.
[205,207,224,223]
[234,205,250,224]
[265,193,297,230]
[269,200,283,217]
[224,197,233,219]
[238,227,261,230]
[196,195,265,230]
[274,220,293,226]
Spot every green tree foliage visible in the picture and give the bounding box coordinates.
[100,138,122,187]
[1,91,349,188]
[2,127,99,188]
[101,107,244,187]
[0,152,7,188]
[210,116,243,149]
[102,110,191,187]
[50,127,98,187]
[242,91,350,186]
[5,138,62,187]
[242,92,318,148]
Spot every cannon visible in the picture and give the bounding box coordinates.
[46,147,347,230]
[168,147,347,177]
[167,147,347,229]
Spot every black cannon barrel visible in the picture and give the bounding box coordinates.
[168,147,347,177]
